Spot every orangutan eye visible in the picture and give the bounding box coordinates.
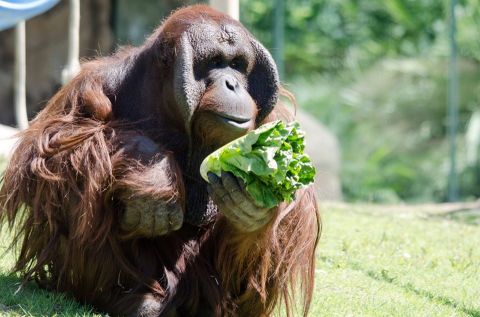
[210,55,224,68]
[229,57,246,72]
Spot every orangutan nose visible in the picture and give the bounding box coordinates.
[224,75,240,93]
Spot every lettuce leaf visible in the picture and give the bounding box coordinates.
[200,120,316,209]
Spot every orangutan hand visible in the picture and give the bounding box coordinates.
[121,196,183,237]
[207,172,274,232]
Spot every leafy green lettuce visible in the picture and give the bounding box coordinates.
[200,120,316,209]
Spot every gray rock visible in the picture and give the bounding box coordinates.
[296,110,342,201]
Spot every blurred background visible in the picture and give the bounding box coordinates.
[1,0,479,204]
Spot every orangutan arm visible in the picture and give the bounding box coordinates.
[113,134,185,238]
[211,185,320,317]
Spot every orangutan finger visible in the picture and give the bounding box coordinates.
[221,172,241,194]
[207,184,235,211]
[166,203,183,231]
[208,173,230,199]
[211,190,246,229]
[207,172,221,186]
[220,172,259,213]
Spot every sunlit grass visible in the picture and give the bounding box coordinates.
[311,204,480,317]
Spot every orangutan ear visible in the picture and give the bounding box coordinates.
[248,39,280,125]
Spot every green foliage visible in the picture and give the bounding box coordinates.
[200,121,315,208]
[295,58,480,202]
[241,0,445,76]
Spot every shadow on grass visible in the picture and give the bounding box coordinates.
[346,261,480,317]
[430,209,480,226]
[0,273,97,316]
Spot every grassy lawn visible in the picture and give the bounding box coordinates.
[312,203,480,317]
[1,199,479,316]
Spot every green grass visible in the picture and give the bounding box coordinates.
[1,202,479,316]
[311,203,480,317]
